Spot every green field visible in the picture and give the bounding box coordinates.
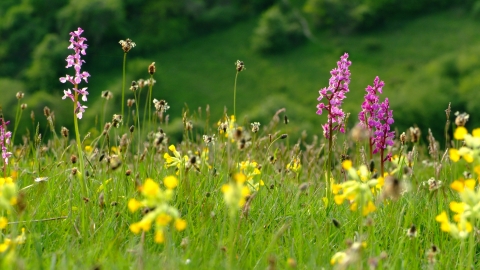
[0,6,479,269]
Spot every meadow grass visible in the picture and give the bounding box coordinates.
[1,71,478,270]
[1,8,480,270]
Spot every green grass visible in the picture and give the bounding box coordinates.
[1,7,480,269]
[1,87,478,269]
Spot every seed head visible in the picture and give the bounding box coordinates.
[148,62,156,75]
[399,132,406,145]
[454,111,469,127]
[112,114,122,128]
[203,134,216,145]
[101,91,113,100]
[61,126,69,138]
[382,175,402,201]
[235,60,245,72]
[251,122,261,133]
[332,218,341,228]
[407,224,417,238]
[44,106,51,117]
[119,38,136,53]
[409,127,421,143]
[71,155,77,164]
[299,182,308,192]
[130,81,138,91]
[16,92,24,99]
[127,99,135,107]
[21,103,27,110]
[137,79,145,88]
[153,99,170,112]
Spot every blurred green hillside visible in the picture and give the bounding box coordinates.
[1,0,480,143]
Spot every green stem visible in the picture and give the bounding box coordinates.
[467,217,475,270]
[121,52,127,124]
[73,91,88,238]
[12,99,21,146]
[147,75,153,125]
[134,90,142,154]
[233,71,238,120]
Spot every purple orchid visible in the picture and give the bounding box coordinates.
[59,27,90,119]
[358,76,385,159]
[372,98,395,175]
[316,53,351,139]
[373,98,395,156]
[0,118,12,166]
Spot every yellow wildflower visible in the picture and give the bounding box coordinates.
[142,178,160,197]
[128,199,142,213]
[454,127,468,140]
[0,217,7,229]
[449,201,465,214]
[164,175,178,189]
[330,252,347,265]
[362,201,376,216]
[130,223,141,234]
[156,213,173,226]
[154,230,165,243]
[174,218,187,231]
[342,160,352,170]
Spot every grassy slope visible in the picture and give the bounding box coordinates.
[117,7,477,136]
[10,8,480,269]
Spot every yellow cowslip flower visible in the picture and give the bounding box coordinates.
[475,165,480,176]
[156,213,173,226]
[222,177,251,213]
[472,128,480,137]
[0,217,7,229]
[0,239,11,253]
[0,177,13,185]
[142,178,160,197]
[128,199,142,213]
[234,173,247,184]
[154,230,165,243]
[111,146,119,154]
[138,219,152,232]
[459,221,473,234]
[174,218,187,231]
[330,252,347,265]
[332,184,342,195]
[362,201,376,216]
[239,186,250,207]
[449,201,465,214]
[342,160,352,170]
[164,145,185,168]
[449,147,474,163]
[164,176,178,189]
[436,211,449,223]
[450,178,475,192]
[454,127,468,140]
[286,157,302,173]
[130,222,141,234]
[440,222,451,233]
[449,149,460,162]
[334,194,346,205]
[85,145,93,154]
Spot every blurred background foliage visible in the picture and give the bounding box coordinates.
[0,0,479,145]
